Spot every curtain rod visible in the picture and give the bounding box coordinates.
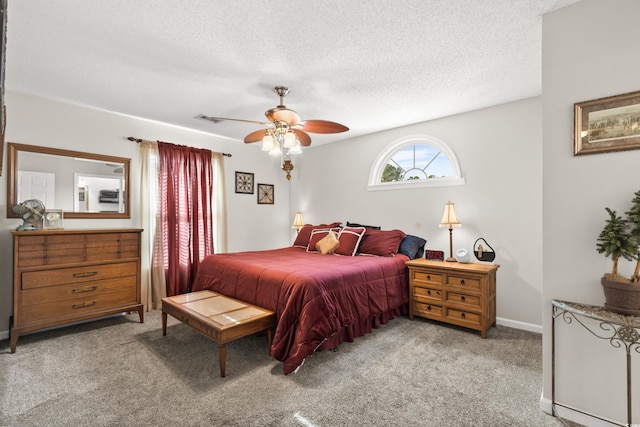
[126,137,232,157]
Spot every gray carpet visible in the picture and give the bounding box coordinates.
[1,310,570,426]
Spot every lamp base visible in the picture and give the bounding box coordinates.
[445,257,458,262]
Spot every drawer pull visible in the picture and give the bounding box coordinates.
[426,305,432,311]
[72,286,98,293]
[427,275,431,280]
[427,290,431,295]
[461,296,466,302]
[460,279,465,285]
[73,271,99,278]
[72,301,97,309]
[461,312,466,319]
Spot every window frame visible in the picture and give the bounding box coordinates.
[367,135,465,191]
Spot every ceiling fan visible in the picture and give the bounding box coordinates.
[196,86,349,148]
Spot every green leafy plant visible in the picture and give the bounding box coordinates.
[625,190,640,282]
[597,190,640,282]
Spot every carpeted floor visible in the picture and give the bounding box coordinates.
[1,310,573,426]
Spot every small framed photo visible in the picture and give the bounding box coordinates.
[43,209,64,229]
[257,183,274,205]
[235,171,254,194]
[574,90,640,155]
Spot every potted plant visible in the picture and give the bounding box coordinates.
[596,191,640,315]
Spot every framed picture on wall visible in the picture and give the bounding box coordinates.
[235,171,254,194]
[574,90,640,155]
[257,183,274,205]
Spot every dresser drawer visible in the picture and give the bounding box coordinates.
[21,276,137,306]
[447,309,481,326]
[411,270,444,285]
[413,301,444,318]
[447,275,480,291]
[20,288,138,323]
[413,286,444,302]
[22,262,138,290]
[447,292,480,308]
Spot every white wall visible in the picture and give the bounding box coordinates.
[541,0,640,425]
[293,97,543,329]
[0,91,293,339]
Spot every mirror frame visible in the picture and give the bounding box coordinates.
[7,142,131,219]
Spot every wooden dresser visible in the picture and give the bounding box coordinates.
[10,228,144,352]
[406,259,499,338]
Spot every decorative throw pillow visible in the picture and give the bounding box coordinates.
[334,227,366,256]
[316,231,340,254]
[358,229,406,257]
[306,228,341,252]
[293,222,342,248]
[346,221,381,230]
[398,235,427,259]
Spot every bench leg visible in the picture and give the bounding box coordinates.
[267,328,273,355]
[162,311,167,336]
[218,344,227,378]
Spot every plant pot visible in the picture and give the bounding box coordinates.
[601,275,640,316]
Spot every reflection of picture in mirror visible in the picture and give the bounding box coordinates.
[75,174,124,213]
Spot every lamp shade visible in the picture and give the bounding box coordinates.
[292,211,305,230]
[439,201,461,228]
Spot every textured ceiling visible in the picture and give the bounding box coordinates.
[5,0,581,147]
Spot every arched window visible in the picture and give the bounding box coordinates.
[368,135,464,191]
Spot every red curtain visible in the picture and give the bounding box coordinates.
[157,141,214,296]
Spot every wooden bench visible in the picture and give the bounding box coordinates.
[162,290,275,377]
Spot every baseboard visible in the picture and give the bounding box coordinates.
[496,316,542,334]
[0,316,541,344]
[540,396,622,427]
[0,313,127,348]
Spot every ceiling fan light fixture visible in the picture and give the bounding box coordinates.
[289,140,302,154]
[283,131,296,148]
[269,143,282,156]
[262,131,274,151]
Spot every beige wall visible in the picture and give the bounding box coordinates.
[541,0,640,425]
[293,97,544,328]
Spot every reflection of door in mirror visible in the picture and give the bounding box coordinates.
[18,171,56,207]
[76,185,88,212]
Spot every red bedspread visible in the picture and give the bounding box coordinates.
[191,246,409,374]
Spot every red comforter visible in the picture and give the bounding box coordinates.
[191,246,409,374]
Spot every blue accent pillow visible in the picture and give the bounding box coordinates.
[398,235,427,259]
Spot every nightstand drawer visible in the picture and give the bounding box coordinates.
[414,286,444,301]
[447,292,480,308]
[448,309,481,326]
[414,302,444,318]
[412,270,444,285]
[447,276,480,290]
[406,259,498,338]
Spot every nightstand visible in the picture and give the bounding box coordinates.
[406,259,499,338]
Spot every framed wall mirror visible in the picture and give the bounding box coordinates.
[7,142,130,219]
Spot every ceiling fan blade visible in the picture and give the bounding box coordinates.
[244,129,268,144]
[293,130,312,146]
[196,114,271,126]
[300,120,349,134]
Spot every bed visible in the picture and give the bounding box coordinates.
[191,224,426,374]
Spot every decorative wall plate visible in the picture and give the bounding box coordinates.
[235,171,254,194]
[257,183,274,205]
